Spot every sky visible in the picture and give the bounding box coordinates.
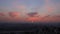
[0,0,60,22]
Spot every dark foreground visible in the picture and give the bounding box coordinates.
[0,22,60,34]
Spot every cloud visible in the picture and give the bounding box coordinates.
[27,12,38,17]
[0,0,60,22]
[11,1,29,18]
[45,0,56,13]
[8,12,20,17]
[0,12,5,16]
[0,12,60,22]
[40,15,60,22]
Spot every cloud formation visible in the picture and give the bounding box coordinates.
[0,0,60,23]
[0,12,60,22]
[27,12,38,17]
[0,12,5,16]
[8,12,20,17]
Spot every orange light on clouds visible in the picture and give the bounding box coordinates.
[9,12,20,17]
[45,0,54,13]
[47,7,54,13]
[25,16,40,23]
[0,12,5,16]
[0,12,60,23]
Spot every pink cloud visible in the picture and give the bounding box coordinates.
[0,12,5,16]
[41,15,60,22]
[8,12,20,17]
[44,0,56,13]
[0,12,60,23]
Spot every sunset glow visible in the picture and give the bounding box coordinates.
[0,0,60,23]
